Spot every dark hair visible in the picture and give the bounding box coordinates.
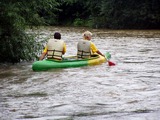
[54,32,61,39]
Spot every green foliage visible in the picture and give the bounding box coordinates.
[62,0,160,29]
[73,18,84,26]
[57,0,90,26]
[0,0,60,63]
[98,0,160,29]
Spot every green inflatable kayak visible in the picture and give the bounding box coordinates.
[32,54,106,71]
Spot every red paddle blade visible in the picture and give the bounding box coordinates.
[108,61,116,66]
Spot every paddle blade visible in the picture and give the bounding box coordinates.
[105,52,111,60]
[108,60,116,66]
[105,52,116,66]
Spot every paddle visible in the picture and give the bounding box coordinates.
[105,52,116,66]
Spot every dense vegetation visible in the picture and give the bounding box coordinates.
[0,0,60,63]
[0,0,160,63]
[53,0,160,29]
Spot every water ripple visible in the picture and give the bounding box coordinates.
[0,27,160,120]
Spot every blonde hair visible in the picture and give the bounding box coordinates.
[83,31,92,38]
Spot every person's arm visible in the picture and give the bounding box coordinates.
[91,42,104,57]
[62,43,66,55]
[39,52,47,60]
[39,46,47,60]
[96,50,104,57]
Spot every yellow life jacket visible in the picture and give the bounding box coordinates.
[47,39,64,60]
[77,40,91,59]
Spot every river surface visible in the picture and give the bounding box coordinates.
[0,27,160,120]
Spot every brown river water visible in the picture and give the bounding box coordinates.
[0,27,160,120]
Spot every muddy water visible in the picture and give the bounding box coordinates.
[0,27,160,120]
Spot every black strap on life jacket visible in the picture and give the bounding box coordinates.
[47,49,63,59]
[77,50,91,59]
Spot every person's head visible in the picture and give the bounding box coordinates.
[83,31,92,40]
[54,32,61,39]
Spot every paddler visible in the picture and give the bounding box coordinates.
[39,32,66,60]
[77,31,104,59]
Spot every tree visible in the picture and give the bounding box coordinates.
[99,0,160,29]
[0,0,60,63]
[57,0,90,26]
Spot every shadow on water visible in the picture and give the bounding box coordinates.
[0,27,160,120]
